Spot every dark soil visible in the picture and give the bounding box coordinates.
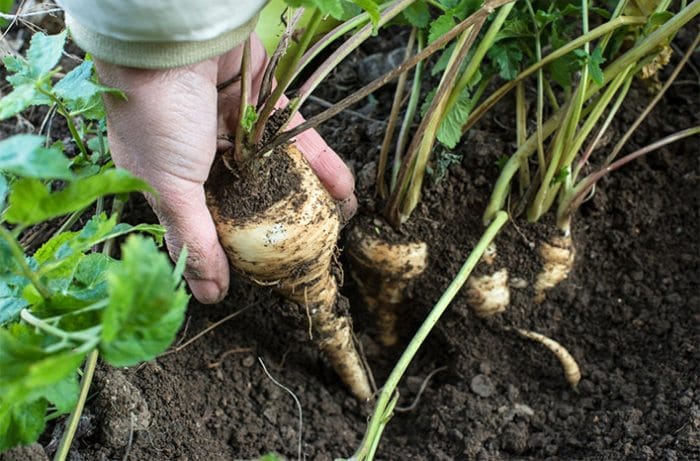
[3,19,699,461]
[206,146,301,222]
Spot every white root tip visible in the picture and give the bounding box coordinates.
[467,269,510,317]
[515,328,581,388]
[534,235,575,303]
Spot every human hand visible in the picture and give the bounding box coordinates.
[95,35,356,304]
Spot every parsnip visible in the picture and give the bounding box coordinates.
[534,234,575,303]
[515,328,581,388]
[207,145,372,400]
[346,226,427,346]
[466,268,510,317]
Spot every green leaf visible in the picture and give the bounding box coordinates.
[353,0,380,29]
[41,372,80,413]
[0,399,47,452]
[53,60,124,119]
[241,104,259,133]
[0,84,37,120]
[0,280,28,325]
[437,88,473,149]
[26,31,67,78]
[100,236,189,366]
[0,325,85,412]
[643,11,673,35]
[318,0,345,18]
[0,174,7,210]
[5,169,152,225]
[403,0,430,28]
[487,41,522,80]
[428,13,456,44]
[0,134,73,179]
[588,47,605,86]
[3,54,32,87]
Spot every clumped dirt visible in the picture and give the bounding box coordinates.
[206,146,301,222]
[3,21,698,461]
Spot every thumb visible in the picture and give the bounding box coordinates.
[152,181,230,304]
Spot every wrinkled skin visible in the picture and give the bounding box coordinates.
[95,35,356,304]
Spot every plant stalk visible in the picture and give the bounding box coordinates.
[0,226,52,299]
[376,28,416,199]
[53,350,98,461]
[353,211,508,460]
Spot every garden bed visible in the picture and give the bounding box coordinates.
[2,19,698,461]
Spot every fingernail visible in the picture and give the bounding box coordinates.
[339,195,357,223]
[188,279,226,304]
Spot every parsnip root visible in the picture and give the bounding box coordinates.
[515,328,581,388]
[346,226,427,346]
[466,269,510,317]
[466,244,510,317]
[207,145,372,400]
[534,234,575,303]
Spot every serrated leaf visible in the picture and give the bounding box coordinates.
[0,84,37,120]
[0,134,73,179]
[437,87,473,149]
[588,47,605,86]
[428,13,456,44]
[0,281,28,325]
[0,325,85,412]
[100,236,189,366]
[450,0,482,20]
[53,60,124,120]
[3,55,33,86]
[403,0,430,28]
[0,399,47,452]
[26,31,66,78]
[5,169,152,225]
[487,41,522,80]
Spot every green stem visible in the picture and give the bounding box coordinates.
[37,88,90,160]
[515,81,530,195]
[376,28,416,199]
[483,109,565,224]
[462,15,647,133]
[604,31,700,166]
[254,8,324,143]
[235,37,252,160]
[443,3,515,118]
[573,73,634,180]
[525,0,545,181]
[291,0,418,117]
[353,211,508,460]
[558,126,700,226]
[20,309,100,342]
[391,33,425,192]
[53,350,98,461]
[0,226,52,299]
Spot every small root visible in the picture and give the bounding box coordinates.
[395,366,448,413]
[258,358,304,461]
[207,347,254,368]
[534,234,575,303]
[467,269,510,317]
[514,328,581,388]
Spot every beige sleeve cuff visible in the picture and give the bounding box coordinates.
[65,13,259,69]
